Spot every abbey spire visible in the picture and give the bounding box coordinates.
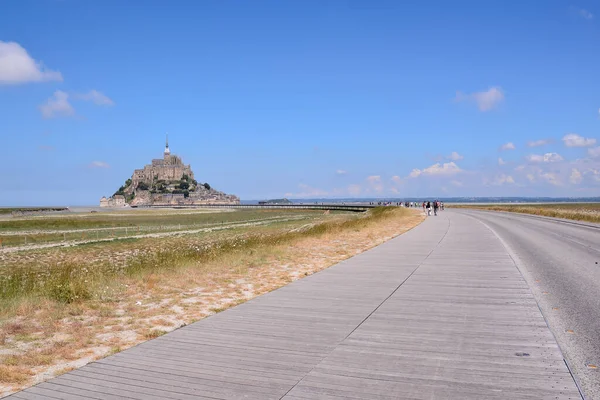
[164,133,171,158]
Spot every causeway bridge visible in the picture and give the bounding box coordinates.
[134,203,382,212]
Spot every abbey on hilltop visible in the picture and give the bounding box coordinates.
[100,136,240,207]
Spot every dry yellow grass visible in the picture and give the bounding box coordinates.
[0,207,423,396]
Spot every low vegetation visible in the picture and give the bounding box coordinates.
[0,206,423,396]
[451,203,600,224]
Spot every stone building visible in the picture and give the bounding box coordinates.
[100,136,240,207]
[99,195,126,208]
[131,136,194,187]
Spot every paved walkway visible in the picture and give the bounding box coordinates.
[9,212,582,399]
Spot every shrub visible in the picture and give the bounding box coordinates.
[203,183,211,190]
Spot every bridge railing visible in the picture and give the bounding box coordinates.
[133,204,385,212]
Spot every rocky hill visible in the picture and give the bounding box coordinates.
[100,139,239,207]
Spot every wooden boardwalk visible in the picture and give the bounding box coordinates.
[9,212,582,399]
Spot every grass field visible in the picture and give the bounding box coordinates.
[0,208,323,247]
[0,207,68,215]
[450,203,600,223]
[0,206,423,395]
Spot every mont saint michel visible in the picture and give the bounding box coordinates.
[100,138,240,207]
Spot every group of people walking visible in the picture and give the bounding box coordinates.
[423,200,443,216]
[400,200,444,216]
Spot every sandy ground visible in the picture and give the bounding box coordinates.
[0,209,424,397]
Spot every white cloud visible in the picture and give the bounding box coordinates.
[335,169,348,176]
[0,41,63,84]
[448,151,463,161]
[391,175,402,184]
[587,147,600,158]
[423,162,462,175]
[526,173,536,182]
[410,162,462,178]
[570,168,583,184]
[562,133,596,147]
[500,142,515,151]
[492,174,515,185]
[40,89,114,118]
[527,139,551,147]
[89,161,110,169]
[498,157,506,165]
[74,90,114,106]
[450,180,463,187]
[455,86,504,111]
[526,152,564,163]
[39,90,75,119]
[409,169,421,178]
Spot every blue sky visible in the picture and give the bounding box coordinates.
[1,0,599,205]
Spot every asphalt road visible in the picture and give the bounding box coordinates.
[454,209,600,400]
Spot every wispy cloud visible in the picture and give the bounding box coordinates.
[448,151,463,161]
[492,174,515,186]
[366,175,383,192]
[527,139,551,147]
[455,87,504,111]
[39,90,75,119]
[74,90,115,106]
[284,183,329,198]
[572,6,594,20]
[498,157,506,165]
[526,153,564,163]
[39,89,114,118]
[563,133,596,147]
[588,147,600,158]
[570,168,583,184]
[88,161,110,169]
[541,172,561,186]
[0,41,63,85]
[335,169,348,176]
[500,142,515,151]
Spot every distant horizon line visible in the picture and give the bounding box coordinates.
[2,196,600,208]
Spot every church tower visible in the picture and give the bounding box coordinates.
[164,134,171,160]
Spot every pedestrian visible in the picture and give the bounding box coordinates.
[426,201,431,216]
[433,200,439,216]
